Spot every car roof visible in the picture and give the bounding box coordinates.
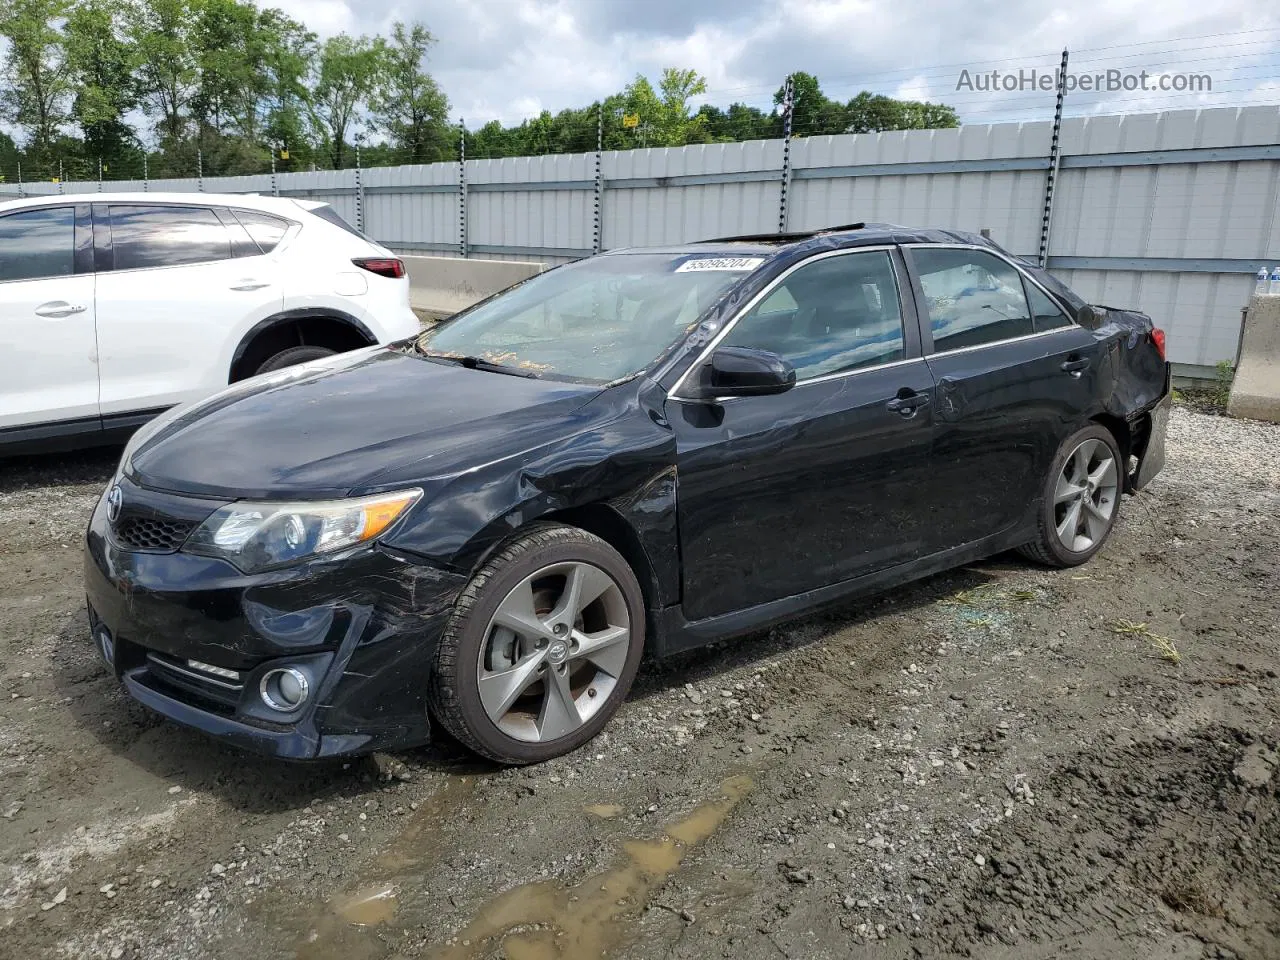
[0,191,315,217]
[601,222,1002,260]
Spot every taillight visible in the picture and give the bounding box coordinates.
[1150,327,1166,361]
[352,257,405,279]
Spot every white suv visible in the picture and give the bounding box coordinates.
[0,192,420,452]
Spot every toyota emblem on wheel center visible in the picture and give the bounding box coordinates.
[105,485,122,524]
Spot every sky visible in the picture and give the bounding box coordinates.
[271,0,1280,129]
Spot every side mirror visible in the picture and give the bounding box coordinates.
[690,346,796,399]
[1077,304,1108,330]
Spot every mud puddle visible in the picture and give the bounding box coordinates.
[296,774,753,960]
[432,774,754,960]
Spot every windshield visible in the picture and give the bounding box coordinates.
[416,253,761,383]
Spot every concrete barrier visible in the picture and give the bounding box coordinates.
[1228,295,1280,423]
[403,255,546,322]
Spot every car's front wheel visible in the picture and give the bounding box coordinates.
[1019,424,1123,567]
[428,524,645,764]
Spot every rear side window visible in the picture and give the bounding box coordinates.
[109,205,231,270]
[308,203,368,240]
[0,207,75,282]
[1025,282,1073,332]
[232,209,291,254]
[913,248,1034,352]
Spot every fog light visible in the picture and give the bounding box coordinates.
[259,667,310,712]
[95,626,115,666]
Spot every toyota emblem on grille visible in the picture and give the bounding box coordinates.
[105,485,123,524]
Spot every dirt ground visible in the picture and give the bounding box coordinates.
[1,406,1277,960]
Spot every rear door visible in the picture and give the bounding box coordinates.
[903,244,1103,552]
[93,203,283,416]
[0,203,99,433]
[670,247,937,623]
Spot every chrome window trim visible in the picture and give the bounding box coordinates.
[900,241,1081,341]
[917,325,1073,358]
[668,244,903,400]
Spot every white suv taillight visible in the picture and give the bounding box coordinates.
[352,257,405,279]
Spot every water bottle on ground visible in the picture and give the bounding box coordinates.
[1257,267,1269,296]
[1270,266,1280,296]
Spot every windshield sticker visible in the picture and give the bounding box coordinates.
[674,257,765,273]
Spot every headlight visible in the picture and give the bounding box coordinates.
[184,488,422,573]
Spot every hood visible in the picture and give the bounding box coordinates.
[128,348,603,499]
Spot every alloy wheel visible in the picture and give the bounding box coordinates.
[477,561,632,743]
[1053,437,1119,552]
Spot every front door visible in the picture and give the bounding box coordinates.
[0,204,100,433]
[670,247,936,623]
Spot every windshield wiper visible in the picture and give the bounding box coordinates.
[416,348,539,379]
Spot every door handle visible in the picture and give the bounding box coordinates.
[34,301,87,318]
[886,392,931,417]
[230,280,270,291]
[1061,356,1091,377]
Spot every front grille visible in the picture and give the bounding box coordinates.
[113,515,196,552]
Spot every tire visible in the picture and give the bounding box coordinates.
[253,345,337,375]
[1018,423,1124,568]
[428,523,646,765]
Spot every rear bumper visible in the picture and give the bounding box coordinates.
[84,485,466,759]
[1132,364,1172,491]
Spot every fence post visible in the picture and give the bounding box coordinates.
[270,151,278,197]
[1038,48,1069,268]
[143,152,148,191]
[458,119,468,258]
[197,149,204,192]
[778,75,795,233]
[16,160,22,198]
[354,139,365,233]
[58,158,64,194]
[97,157,103,192]
[593,102,604,255]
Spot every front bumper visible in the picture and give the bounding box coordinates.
[84,482,466,759]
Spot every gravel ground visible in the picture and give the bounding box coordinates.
[1,406,1277,960]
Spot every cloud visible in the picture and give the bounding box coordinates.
[262,0,1280,128]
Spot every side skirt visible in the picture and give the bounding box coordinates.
[655,524,1038,658]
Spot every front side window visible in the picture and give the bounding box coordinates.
[109,205,231,270]
[721,250,906,380]
[0,207,75,283]
[417,253,752,383]
[913,248,1034,352]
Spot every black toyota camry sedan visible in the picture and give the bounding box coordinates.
[84,224,1170,764]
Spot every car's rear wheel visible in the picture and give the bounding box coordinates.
[254,345,337,375]
[428,524,645,764]
[1019,424,1123,567]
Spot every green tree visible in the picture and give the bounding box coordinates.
[257,7,314,166]
[773,73,959,136]
[843,90,958,133]
[63,0,139,165]
[309,32,385,169]
[0,0,73,160]
[621,67,708,147]
[126,0,200,146]
[371,21,449,163]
